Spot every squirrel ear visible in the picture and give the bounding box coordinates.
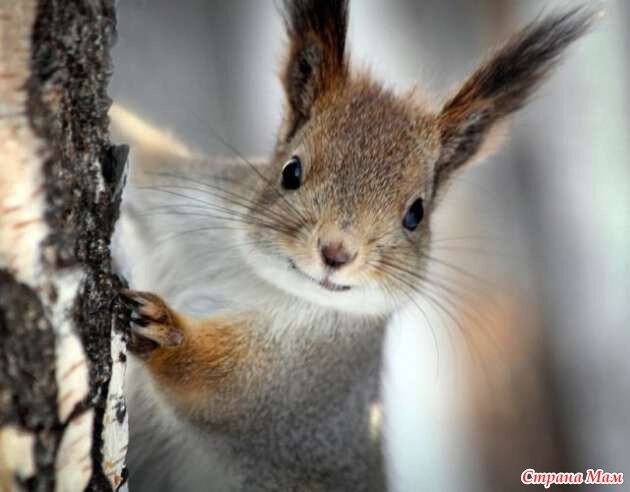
[433,5,599,194]
[280,0,350,141]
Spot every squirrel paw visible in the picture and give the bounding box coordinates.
[120,289,184,355]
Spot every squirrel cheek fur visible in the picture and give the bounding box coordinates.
[119,1,597,490]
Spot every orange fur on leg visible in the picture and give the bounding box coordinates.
[122,290,255,405]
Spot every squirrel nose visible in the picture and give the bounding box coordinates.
[320,241,356,269]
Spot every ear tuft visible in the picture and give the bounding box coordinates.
[434,4,600,192]
[280,0,350,141]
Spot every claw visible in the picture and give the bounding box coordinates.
[121,288,184,353]
[119,289,144,308]
[130,316,150,327]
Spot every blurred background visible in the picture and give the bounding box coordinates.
[110,1,630,490]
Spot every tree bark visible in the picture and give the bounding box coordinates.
[0,1,128,491]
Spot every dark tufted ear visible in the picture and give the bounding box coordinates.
[280,0,350,142]
[433,5,599,196]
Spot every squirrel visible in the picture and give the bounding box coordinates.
[112,1,597,490]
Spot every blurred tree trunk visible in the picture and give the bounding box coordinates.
[0,1,128,491]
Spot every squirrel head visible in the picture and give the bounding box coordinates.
[243,0,597,315]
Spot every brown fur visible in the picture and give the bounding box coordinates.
[146,317,253,398]
[126,0,598,420]
[123,3,598,489]
[279,0,350,143]
[124,0,599,408]
[435,5,598,196]
[122,289,256,405]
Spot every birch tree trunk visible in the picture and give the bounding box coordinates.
[0,1,128,490]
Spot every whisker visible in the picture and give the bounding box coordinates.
[138,186,300,237]
[143,174,306,231]
[374,257,498,380]
[189,117,311,226]
[140,184,302,232]
[373,265,441,378]
[181,101,309,221]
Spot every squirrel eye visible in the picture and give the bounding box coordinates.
[403,198,424,231]
[281,156,302,190]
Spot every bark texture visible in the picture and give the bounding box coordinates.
[0,1,128,491]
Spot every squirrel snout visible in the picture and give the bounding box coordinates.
[320,241,357,269]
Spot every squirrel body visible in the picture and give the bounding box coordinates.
[112,2,597,490]
[116,149,387,490]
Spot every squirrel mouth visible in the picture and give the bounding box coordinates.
[289,260,351,292]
